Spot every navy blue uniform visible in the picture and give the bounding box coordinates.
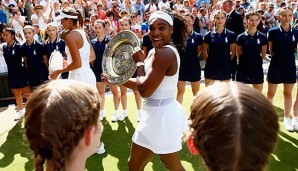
[203,29,236,80]
[21,40,49,87]
[91,36,110,82]
[44,38,68,79]
[225,10,245,80]
[44,38,66,59]
[179,31,203,82]
[267,26,298,84]
[142,33,153,58]
[193,17,200,33]
[3,41,29,88]
[236,31,268,84]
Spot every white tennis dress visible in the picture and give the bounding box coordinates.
[65,29,97,91]
[132,45,187,154]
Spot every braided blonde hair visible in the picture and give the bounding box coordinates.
[25,80,100,171]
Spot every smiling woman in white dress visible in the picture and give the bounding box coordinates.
[102,10,189,170]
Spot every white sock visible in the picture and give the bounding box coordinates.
[114,110,118,115]
[100,110,104,114]
[122,110,127,114]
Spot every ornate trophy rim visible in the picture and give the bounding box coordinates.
[102,30,140,85]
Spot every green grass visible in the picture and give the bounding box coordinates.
[0,84,298,171]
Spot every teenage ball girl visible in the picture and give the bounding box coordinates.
[202,10,236,87]
[91,19,121,121]
[236,12,268,92]
[3,28,30,120]
[177,13,203,104]
[267,7,298,132]
[21,25,49,88]
[44,22,68,79]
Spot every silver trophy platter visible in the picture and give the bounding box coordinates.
[102,30,140,85]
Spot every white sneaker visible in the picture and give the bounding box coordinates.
[118,114,125,121]
[117,110,127,121]
[111,112,119,122]
[94,143,105,154]
[15,109,25,121]
[284,118,294,132]
[122,110,128,118]
[292,118,298,131]
[99,111,105,121]
[137,111,142,122]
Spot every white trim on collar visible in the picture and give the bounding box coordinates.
[279,25,292,32]
[212,28,227,34]
[244,30,259,36]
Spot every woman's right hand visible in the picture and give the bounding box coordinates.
[101,73,109,83]
[132,47,145,63]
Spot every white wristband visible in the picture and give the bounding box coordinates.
[136,62,145,67]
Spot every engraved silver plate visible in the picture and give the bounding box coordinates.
[102,30,140,85]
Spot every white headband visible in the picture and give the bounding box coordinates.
[23,25,34,31]
[56,11,78,20]
[149,11,173,26]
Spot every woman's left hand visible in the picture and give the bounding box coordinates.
[49,70,61,80]
[63,59,68,68]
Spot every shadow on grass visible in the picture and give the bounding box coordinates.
[86,117,135,171]
[266,106,298,171]
[274,106,287,122]
[180,143,207,171]
[86,117,205,171]
[149,143,207,171]
[0,121,34,170]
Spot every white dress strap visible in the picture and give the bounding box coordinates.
[163,45,180,73]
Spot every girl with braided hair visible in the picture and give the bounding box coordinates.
[25,79,102,171]
[188,82,279,171]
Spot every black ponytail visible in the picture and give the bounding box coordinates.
[76,10,84,28]
[62,8,84,28]
[167,11,189,53]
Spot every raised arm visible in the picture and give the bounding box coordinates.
[49,32,82,79]
[124,47,176,98]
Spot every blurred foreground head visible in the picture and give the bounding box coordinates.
[25,80,101,171]
[189,82,279,171]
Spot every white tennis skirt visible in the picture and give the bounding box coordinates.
[132,97,188,154]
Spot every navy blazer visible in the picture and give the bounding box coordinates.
[225,10,245,36]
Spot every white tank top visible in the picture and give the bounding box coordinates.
[144,45,180,100]
[66,29,91,72]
